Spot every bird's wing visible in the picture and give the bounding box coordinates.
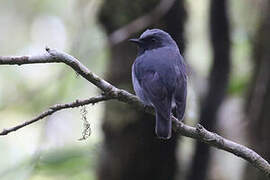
[132,63,152,105]
[140,71,172,119]
[174,54,187,120]
[141,71,173,139]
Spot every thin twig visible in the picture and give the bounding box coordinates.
[0,95,112,136]
[0,48,269,178]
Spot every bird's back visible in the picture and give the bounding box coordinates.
[133,46,181,92]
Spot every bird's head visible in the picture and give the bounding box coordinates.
[129,29,177,53]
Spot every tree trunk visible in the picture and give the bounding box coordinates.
[243,2,270,180]
[97,1,186,180]
[187,0,231,179]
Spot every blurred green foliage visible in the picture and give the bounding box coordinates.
[32,147,97,180]
[0,146,99,180]
[0,0,107,180]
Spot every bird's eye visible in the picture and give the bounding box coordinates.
[151,37,156,42]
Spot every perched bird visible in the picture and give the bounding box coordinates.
[129,29,187,139]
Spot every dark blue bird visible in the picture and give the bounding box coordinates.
[129,29,187,139]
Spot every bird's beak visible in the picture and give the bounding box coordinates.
[128,38,141,44]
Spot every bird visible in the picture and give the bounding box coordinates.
[129,29,187,139]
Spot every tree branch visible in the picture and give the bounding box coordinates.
[0,48,269,178]
[0,95,113,136]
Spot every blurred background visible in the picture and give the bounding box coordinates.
[0,0,269,180]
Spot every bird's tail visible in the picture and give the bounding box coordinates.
[155,112,172,139]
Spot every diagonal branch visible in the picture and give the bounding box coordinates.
[0,95,113,136]
[0,47,139,106]
[0,48,269,178]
